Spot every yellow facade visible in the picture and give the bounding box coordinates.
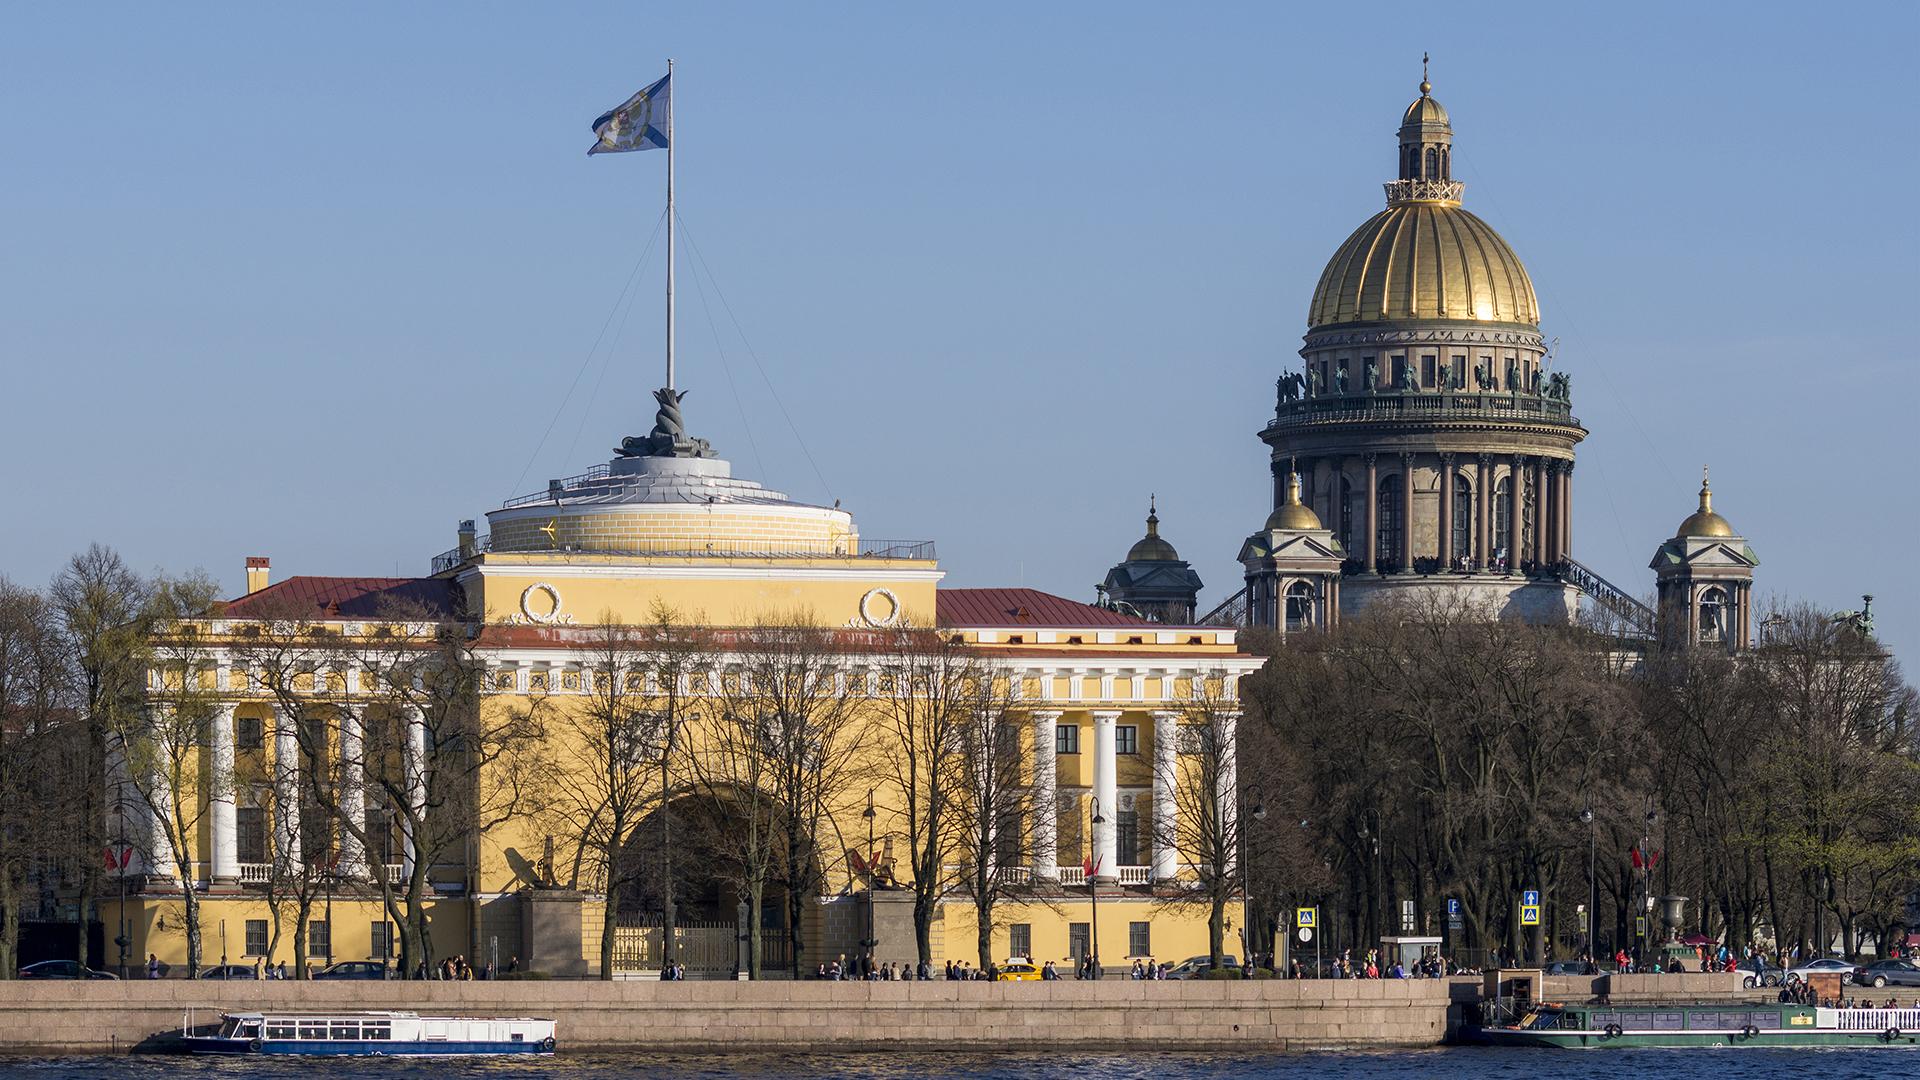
[116,436,1261,977]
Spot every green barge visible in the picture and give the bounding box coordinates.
[1475,1002,1920,1048]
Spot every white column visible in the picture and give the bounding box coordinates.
[1151,710,1180,883]
[271,705,301,873]
[337,708,367,879]
[1219,710,1241,874]
[1091,710,1120,883]
[137,711,179,884]
[1030,710,1060,881]
[400,705,427,879]
[209,703,238,885]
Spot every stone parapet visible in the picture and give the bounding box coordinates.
[0,979,1461,1053]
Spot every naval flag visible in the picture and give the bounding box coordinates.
[588,74,670,155]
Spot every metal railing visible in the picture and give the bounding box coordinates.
[1560,557,1656,639]
[1198,586,1250,628]
[432,535,933,574]
[1265,390,1579,431]
[501,465,611,509]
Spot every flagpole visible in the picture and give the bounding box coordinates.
[665,57,676,393]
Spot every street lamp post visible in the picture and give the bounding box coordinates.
[1089,797,1105,979]
[1240,802,1266,976]
[1638,800,1658,966]
[1579,807,1596,961]
[861,789,877,977]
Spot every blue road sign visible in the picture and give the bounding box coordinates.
[1446,898,1460,916]
[1522,889,1540,908]
[1521,904,1541,927]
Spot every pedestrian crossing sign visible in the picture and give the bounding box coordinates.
[1520,904,1541,926]
[1297,907,1316,928]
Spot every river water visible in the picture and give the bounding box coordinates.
[0,1049,1912,1079]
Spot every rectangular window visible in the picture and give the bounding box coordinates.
[237,807,267,864]
[370,921,392,959]
[236,716,264,751]
[1391,355,1407,386]
[1451,355,1466,387]
[244,919,268,957]
[1069,923,1090,965]
[1421,355,1436,388]
[1056,725,1079,755]
[308,920,331,960]
[1115,725,1138,755]
[1009,923,1031,960]
[1116,810,1140,865]
[1130,921,1151,958]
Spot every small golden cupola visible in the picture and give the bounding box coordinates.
[1675,467,1736,538]
[1264,471,1324,532]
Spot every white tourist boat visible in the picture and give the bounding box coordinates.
[184,1010,557,1056]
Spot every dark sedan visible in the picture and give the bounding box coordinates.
[19,960,117,979]
[312,960,388,980]
[199,964,257,980]
[1852,959,1920,988]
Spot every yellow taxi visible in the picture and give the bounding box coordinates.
[995,959,1042,982]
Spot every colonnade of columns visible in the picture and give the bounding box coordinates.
[1290,451,1573,573]
[1027,708,1236,888]
[179,702,428,889]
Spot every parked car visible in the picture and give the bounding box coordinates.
[1737,956,1785,988]
[1167,955,1240,979]
[1785,957,1854,985]
[198,964,257,980]
[995,960,1041,982]
[312,960,388,980]
[1852,959,1920,989]
[19,960,117,980]
[1542,960,1599,976]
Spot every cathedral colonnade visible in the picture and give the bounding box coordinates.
[1291,451,1573,574]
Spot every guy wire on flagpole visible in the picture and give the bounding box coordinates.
[665,57,676,393]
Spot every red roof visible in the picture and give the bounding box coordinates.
[222,576,458,620]
[935,588,1153,628]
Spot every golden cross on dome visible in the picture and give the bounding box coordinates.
[1421,52,1431,95]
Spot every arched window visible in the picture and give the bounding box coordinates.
[1424,146,1438,178]
[1377,474,1402,567]
[1452,476,1474,565]
[1284,581,1315,632]
[1699,588,1728,643]
[1338,477,1355,555]
[1493,477,1511,567]
[1440,146,1450,180]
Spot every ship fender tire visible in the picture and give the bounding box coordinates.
[247,1038,262,1053]
[1742,1025,1759,1040]
[541,1036,556,1051]
[1886,1028,1901,1043]
[1603,1024,1622,1039]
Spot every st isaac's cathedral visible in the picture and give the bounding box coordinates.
[1102,74,1760,650]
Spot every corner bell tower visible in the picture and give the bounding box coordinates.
[1650,468,1759,650]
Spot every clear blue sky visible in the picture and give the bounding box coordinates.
[3,3,1914,660]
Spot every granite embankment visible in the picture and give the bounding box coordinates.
[0,979,1477,1053]
[0,973,1758,1053]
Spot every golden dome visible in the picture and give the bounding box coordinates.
[1309,202,1540,329]
[1264,473,1323,531]
[1402,94,1449,128]
[1126,499,1181,562]
[1676,469,1736,538]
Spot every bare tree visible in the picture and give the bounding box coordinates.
[871,627,973,966]
[947,667,1040,970]
[50,545,151,962]
[0,578,75,977]
[1151,670,1247,971]
[109,572,223,975]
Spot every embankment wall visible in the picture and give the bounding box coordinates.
[0,979,1471,1053]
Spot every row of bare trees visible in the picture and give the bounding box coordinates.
[1239,594,1919,967]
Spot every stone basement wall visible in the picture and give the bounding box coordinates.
[0,979,1466,1054]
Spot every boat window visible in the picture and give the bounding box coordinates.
[297,1021,327,1040]
[238,1021,261,1038]
[1746,1010,1780,1029]
[266,1023,296,1040]
[365,1022,391,1040]
[511,1032,525,1042]
[1651,1011,1684,1030]
[1617,1012,1652,1029]
[330,1022,358,1040]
